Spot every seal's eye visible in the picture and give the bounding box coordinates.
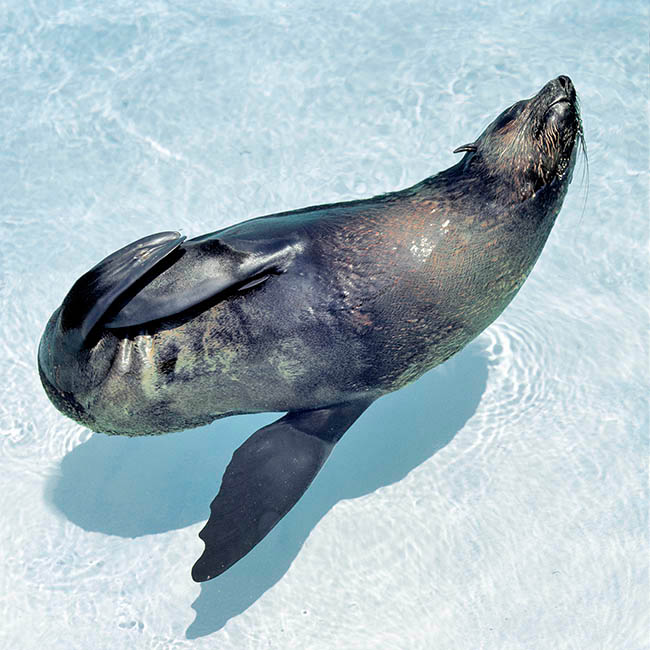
[492,101,526,131]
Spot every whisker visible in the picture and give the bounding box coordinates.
[576,123,589,227]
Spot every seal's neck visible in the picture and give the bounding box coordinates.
[412,157,571,233]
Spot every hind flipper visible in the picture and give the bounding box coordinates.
[191,399,374,582]
[60,231,185,344]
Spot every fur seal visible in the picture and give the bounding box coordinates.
[39,76,583,581]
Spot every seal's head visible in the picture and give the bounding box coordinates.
[455,75,583,201]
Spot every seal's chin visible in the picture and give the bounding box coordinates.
[554,149,573,181]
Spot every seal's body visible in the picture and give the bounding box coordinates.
[39,76,582,580]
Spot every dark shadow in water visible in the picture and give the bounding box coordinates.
[48,342,487,638]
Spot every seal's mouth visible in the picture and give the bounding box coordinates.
[545,97,571,113]
[537,76,578,128]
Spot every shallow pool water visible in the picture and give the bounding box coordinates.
[1,1,648,648]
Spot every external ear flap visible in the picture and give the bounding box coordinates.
[453,143,477,154]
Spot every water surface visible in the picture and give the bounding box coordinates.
[1,1,647,648]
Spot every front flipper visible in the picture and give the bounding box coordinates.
[192,399,374,582]
[104,233,301,329]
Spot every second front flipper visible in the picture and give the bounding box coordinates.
[191,399,374,582]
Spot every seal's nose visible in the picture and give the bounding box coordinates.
[540,75,575,105]
[539,76,575,102]
[555,75,576,102]
[557,75,572,92]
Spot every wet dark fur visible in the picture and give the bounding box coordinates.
[39,77,581,436]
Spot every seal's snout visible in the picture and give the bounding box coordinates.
[537,76,579,133]
[541,75,576,106]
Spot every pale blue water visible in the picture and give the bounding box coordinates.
[1,1,648,648]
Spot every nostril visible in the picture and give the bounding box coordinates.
[558,75,571,91]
